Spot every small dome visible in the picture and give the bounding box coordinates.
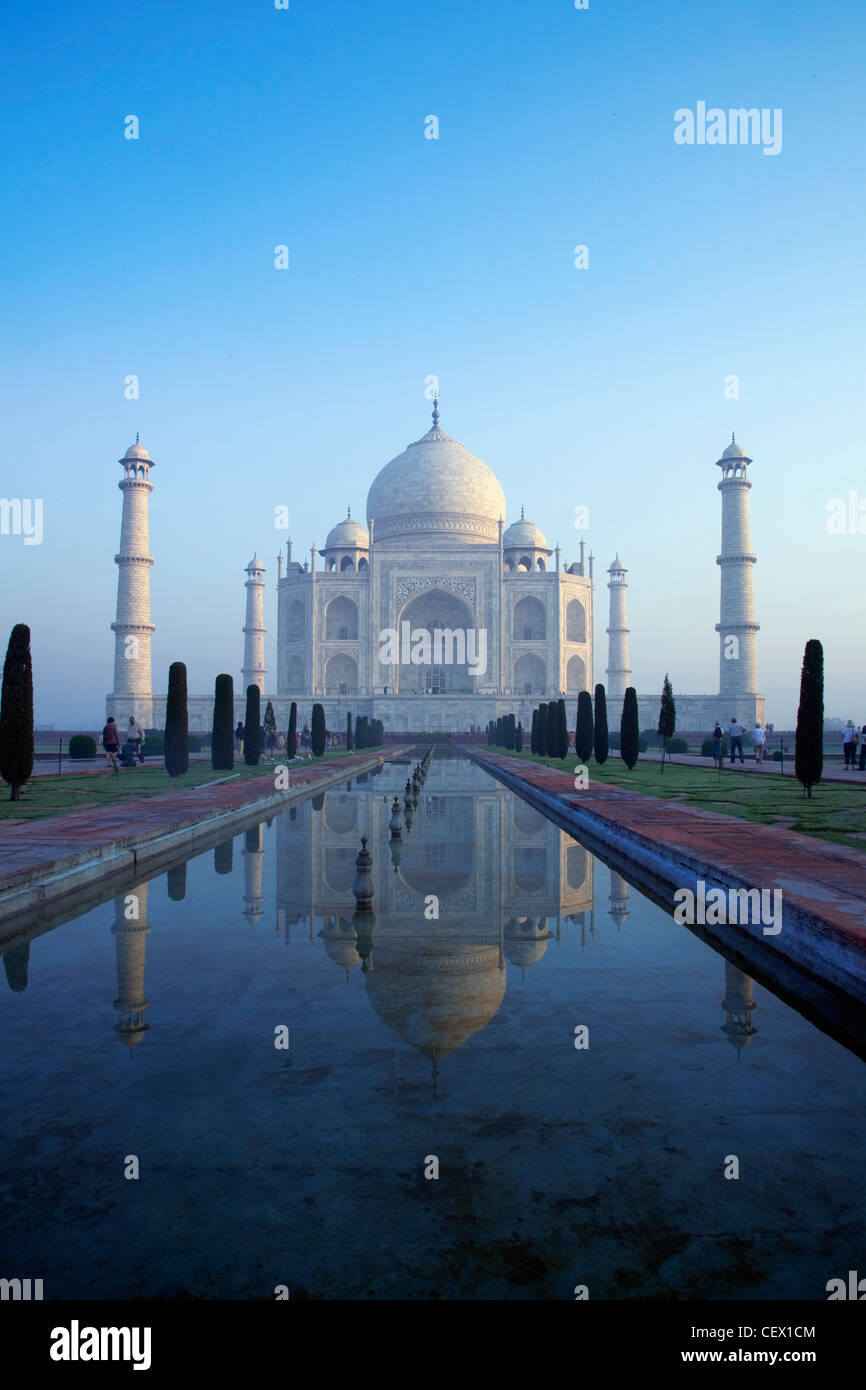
[503,511,550,552]
[717,433,752,465]
[608,553,626,573]
[246,554,264,571]
[324,510,370,552]
[121,435,151,462]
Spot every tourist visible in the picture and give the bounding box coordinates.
[751,721,766,764]
[235,721,244,755]
[101,716,120,771]
[128,715,144,763]
[118,738,138,769]
[843,721,858,769]
[728,718,745,764]
[859,725,866,772]
[711,721,723,767]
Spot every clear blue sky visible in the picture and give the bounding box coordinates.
[1,0,863,727]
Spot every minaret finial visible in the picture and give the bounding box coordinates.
[732,431,736,444]
[432,394,440,429]
[520,504,525,520]
[347,504,351,518]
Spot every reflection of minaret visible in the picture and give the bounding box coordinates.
[721,960,757,1055]
[112,882,151,1051]
[608,869,630,926]
[243,824,265,926]
[2,941,30,992]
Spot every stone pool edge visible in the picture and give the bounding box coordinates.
[467,749,866,1011]
[0,751,404,933]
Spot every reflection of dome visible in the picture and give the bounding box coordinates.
[325,510,369,551]
[321,918,361,977]
[366,404,506,546]
[503,514,549,552]
[366,945,506,1060]
[504,918,552,968]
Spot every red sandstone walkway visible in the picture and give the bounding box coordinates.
[472,750,866,951]
[0,753,397,906]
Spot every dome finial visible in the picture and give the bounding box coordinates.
[520,504,525,520]
[347,504,351,518]
[432,393,440,429]
[135,431,140,444]
[731,431,736,444]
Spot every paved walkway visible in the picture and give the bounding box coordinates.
[640,750,866,784]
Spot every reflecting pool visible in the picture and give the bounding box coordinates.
[2,752,865,1299]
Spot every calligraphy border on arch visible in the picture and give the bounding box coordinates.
[394,576,477,609]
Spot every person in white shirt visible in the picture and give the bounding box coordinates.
[751,722,766,763]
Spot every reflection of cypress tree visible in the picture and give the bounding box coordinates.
[214,840,233,875]
[312,793,325,812]
[245,826,260,853]
[166,863,187,901]
[244,685,261,765]
[575,691,594,761]
[3,941,30,992]
[211,674,234,770]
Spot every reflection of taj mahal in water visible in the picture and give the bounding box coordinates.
[0,761,759,1069]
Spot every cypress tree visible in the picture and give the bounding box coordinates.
[263,700,277,748]
[620,686,640,770]
[311,703,326,756]
[593,684,609,764]
[542,702,555,758]
[530,708,538,754]
[287,701,297,757]
[346,712,354,752]
[165,662,189,777]
[575,691,594,762]
[0,624,34,801]
[358,715,367,749]
[557,698,569,759]
[795,639,824,799]
[211,674,234,770]
[657,673,676,774]
[487,720,494,745]
[243,684,261,765]
[539,706,553,761]
[507,713,516,750]
[516,720,523,753]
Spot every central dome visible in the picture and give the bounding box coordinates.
[366,404,506,546]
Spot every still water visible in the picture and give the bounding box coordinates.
[2,753,865,1300]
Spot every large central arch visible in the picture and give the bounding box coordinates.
[391,589,480,693]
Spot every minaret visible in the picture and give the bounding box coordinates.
[715,435,759,700]
[111,881,151,1051]
[605,556,631,699]
[242,555,266,696]
[110,436,155,721]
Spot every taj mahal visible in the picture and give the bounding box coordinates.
[107,400,765,734]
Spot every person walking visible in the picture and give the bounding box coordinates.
[102,716,120,772]
[843,721,858,769]
[751,721,766,764]
[728,718,745,765]
[235,721,244,755]
[128,715,145,764]
[711,721,724,768]
[859,724,866,772]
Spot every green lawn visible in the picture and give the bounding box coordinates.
[478,747,866,850]
[0,748,363,823]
